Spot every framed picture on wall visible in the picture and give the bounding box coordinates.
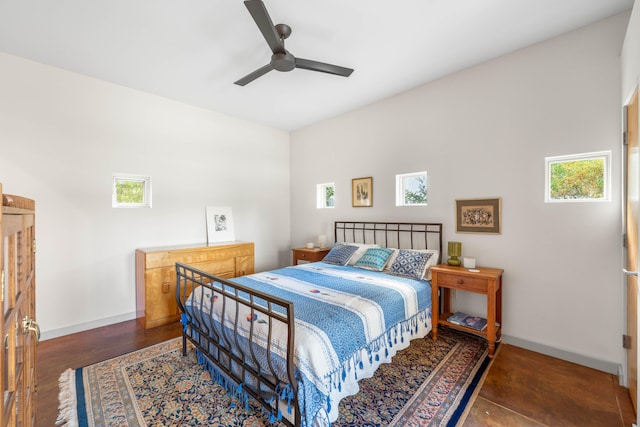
[455,198,501,234]
[206,206,235,243]
[352,177,373,207]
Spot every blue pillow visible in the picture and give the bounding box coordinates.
[322,244,359,266]
[389,250,433,280]
[354,248,394,271]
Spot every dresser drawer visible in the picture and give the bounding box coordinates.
[192,258,235,277]
[436,272,488,293]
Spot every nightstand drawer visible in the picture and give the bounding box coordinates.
[297,252,313,261]
[436,272,488,293]
[292,247,331,265]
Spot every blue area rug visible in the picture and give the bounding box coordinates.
[57,328,492,426]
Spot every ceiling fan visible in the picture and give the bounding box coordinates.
[234,0,354,86]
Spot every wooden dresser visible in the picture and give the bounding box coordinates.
[135,241,254,329]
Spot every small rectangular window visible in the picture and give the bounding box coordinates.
[316,183,335,209]
[545,151,611,203]
[112,174,152,208]
[396,172,427,206]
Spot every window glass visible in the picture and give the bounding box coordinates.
[545,151,610,203]
[113,174,152,208]
[396,172,427,206]
[316,183,335,208]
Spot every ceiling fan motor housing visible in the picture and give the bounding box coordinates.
[272,52,296,72]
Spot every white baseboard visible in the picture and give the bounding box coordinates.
[619,364,628,388]
[40,311,138,341]
[502,334,620,376]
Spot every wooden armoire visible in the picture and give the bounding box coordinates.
[0,184,38,426]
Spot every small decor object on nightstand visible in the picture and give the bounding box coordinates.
[463,257,476,268]
[447,241,462,266]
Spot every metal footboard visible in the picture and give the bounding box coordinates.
[176,262,300,426]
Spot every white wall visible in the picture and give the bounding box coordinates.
[290,13,629,371]
[0,53,291,339]
[622,0,639,97]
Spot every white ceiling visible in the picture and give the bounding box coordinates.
[0,0,634,131]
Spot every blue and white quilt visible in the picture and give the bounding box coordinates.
[185,262,432,427]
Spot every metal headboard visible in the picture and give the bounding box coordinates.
[334,221,443,263]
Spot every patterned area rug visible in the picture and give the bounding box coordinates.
[57,328,491,427]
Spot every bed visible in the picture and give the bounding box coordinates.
[176,221,442,427]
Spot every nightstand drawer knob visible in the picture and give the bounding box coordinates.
[457,278,464,285]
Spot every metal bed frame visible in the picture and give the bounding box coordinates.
[176,221,443,427]
[335,221,443,262]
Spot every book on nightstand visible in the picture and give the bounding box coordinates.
[447,312,488,331]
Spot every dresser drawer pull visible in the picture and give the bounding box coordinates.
[162,282,171,293]
[457,278,464,285]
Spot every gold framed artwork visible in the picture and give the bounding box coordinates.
[455,198,501,234]
[352,177,373,207]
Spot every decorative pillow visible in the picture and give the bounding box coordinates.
[322,243,359,266]
[354,248,394,271]
[385,249,439,279]
[389,249,437,280]
[421,250,440,280]
[346,243,381,265]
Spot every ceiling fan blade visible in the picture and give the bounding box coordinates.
[295,58,354,77]
[244,0,284,54]
[234,63,274,86]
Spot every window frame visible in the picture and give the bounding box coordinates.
[544,151,611,203]
[112,173,152,208]
[395,171,428,206]
[316,182,335,209]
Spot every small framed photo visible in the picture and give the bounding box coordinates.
[352,177,373,207]
[206,206,235,243]
[455,198,501,234]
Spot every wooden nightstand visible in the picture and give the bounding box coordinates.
[430,264,504,357]
[292,247,330,265]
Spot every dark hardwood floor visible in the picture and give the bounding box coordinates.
[37,321,636,426]
[464,344,636,426]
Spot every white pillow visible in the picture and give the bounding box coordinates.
[385,248,440,280]
[342,243,381,265]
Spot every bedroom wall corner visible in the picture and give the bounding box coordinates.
[289,12,629,369]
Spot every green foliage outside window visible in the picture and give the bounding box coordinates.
[325,185,335,207]
[549,158,605,200]
[404,175,427,204]
[115,179,145,204]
